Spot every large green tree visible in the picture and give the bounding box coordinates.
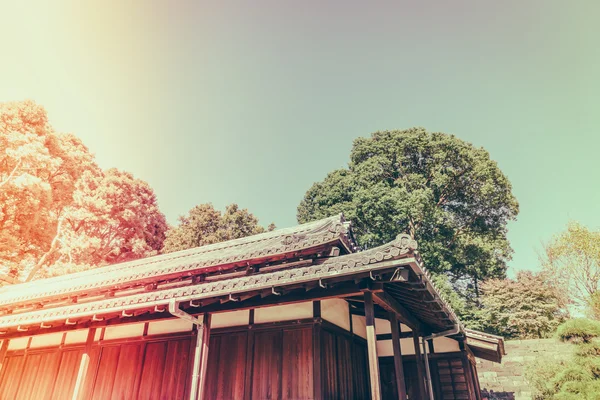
[163,203,275,253]
[297,128,519,296]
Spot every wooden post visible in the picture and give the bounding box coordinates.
[412,330,427,400]
[313,301,323,400]
[459,339,477,400]
[197,313,212,400]
[364,291,381,400]
[72,328,96,400]
[389,313,407,400]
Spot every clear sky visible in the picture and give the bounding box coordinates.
[1,1,599,276]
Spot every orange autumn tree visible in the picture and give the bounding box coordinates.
[0,100,167,282]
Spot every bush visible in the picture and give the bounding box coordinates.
[557,319,600,343]
[576,342,600,358]
[576,356,600,378]
[555,380,600,400]
[551,365,594,392]
[525,356,570,399]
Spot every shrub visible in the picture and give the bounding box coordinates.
[551,365,594,392]
[576,342,600,358]
[555,380,600,400]
[576,356,600,378]
[556,319,600,343]
[525,356,570,399]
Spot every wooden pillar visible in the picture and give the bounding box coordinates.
[459,340,477,400]
[412,330,428,400]
[364,291,381,400]
[313,301,323,400]
[197,313,212,400]
[72,328,96,400]
[389,313,407,400]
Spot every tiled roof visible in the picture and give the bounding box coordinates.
[0,214,353,309]
[0,233,418,330]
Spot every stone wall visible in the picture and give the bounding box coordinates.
[476,338,574,400]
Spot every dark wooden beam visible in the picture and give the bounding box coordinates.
[376,331,414,341]
[364,291,382,400]
[373,291,420,330]
[412,330,428,399]
[389,312,407,400]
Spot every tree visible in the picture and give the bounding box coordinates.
[297,128,519,290]
[587,292,600,321]
[543,222,600,310]
[0,100,95,279]
[480,271,568,339]
[33,168,168,279]
[163,203,274,253]
[0,100,168,281]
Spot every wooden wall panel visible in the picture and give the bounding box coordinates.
[436,357,470,400]
[0,355,25,399]
[281,328,313,400]
[251,330,283,400]
[159,339,191,400]
[110,343,146,399]
[91,345,122,400]
[28,351,63,399]
[205,333,247,400]
[335,336,353,400]
[321,330,338,399]
[15,353,43,399]
[351,342,370,399]
[137,341,168,400]
[51,349,84,400]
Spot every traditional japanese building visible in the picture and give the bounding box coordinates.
[0,215,503,399]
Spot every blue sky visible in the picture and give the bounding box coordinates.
[1,0,599,275]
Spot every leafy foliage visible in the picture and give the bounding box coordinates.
[526,323,600,399]
[163,203,274,253]
[0,100,167,281]
[556,319,600,344]
[479,271,567,339]
[297,128,519,321]
[0,101,95,277]
[543,222,600,309]
[587,291,600,321]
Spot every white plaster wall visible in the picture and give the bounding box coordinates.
[321,299,350,331]
[400,338,416,355]
[212,310,250,329]
[7,337,29,350]
[352,315,367,339]
[254,302,313,324]
[65,329,88,345]
[433,336,460,353]
[400,323,412,332]
[377,340,394,357]
[30,332,63,348]
[104,323,145,340]
[375,318,391,335]
[147,318,193,335]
